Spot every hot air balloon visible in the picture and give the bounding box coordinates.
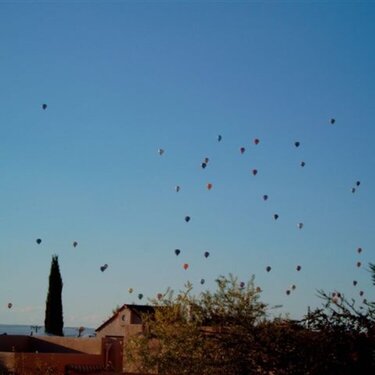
[138,293,143,300]
[263,195,268,201]
[252,169,258,176]
[273,214,279,220]
[256,286,262,293]
[204,157,209,164]
[157,293,163,300]
[201,162,207,169]
[359,291,364,297]
[200,278,205,285]
[294,141,300,148]
[351,187,356,193]
[100,264,108,272]
[356,181,361,186]
[158,148,164,156]
[357,247,362,254]
[36,238,42,245]
[7,303,12,309]
[266,266,272,272]
[204,251,210,258]
[128,288,133,294]
[357,261,362,268]
[298,223,304,229]
[240,147,246,154]
[291,284,296,291]
[353,280,357,286]
[217,135,222,142]
[42,104,47,110]
[174,249,181,256]
[286,290,291,295]
[330,118,335,125]
[300,161,306,167]
[239,282,245,289]
[363,298,367,304]
[207,183,213,190]
[183,263,189,270]
[175,185,181,192]
[73,241,78,248]
[296,265,302,271]
[254,138,260,145]
[185,216,191,223]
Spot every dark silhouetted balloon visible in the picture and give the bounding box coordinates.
[217,135,222,142]
[252,169,258,176]
[298,223,304,229]
[42,104,47,110]
[266,266,271,272]
[353,280,357,286]
[158,148,164,156]
[291,284,296,291]
[8,303,12,309]
[357,261,361,268]
[254,138,260,145]
[204,251,210,258]
[175,249,181,256]
[359,291,364,297]
[294,141,300,147]
[296,265,302,271]
[352,187,356,193]
[204,157,209,164]
[200,278,205,285]
[273,214,279,220]
[201,162,207,169]
[100,264,108,272]
[240,281,245,288]
[286,290,291,295]
[240,147,246,154]
[36,238,42,245]
[185,216,191,223]
[356,181,361,186]
[357,247,362,254]
[330,118,335,125]
[183,263,189,270]
[256,286,262,293]
[263,195,268,201]
[157,293,163,300]
[175,185,181,192]
[73,241,78,248]
[300,161,306,167]
[138,293,143,300]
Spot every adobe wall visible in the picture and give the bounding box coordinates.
[14,352,103,375]
[37,336,101,354]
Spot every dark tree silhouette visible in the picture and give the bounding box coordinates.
[44,255,64,336]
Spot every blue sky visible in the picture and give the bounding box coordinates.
[1,1,374,328]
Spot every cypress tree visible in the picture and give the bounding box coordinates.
[44,255,64,336]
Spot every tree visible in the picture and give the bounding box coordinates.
[44,255,64,336]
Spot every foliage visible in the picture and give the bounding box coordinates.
[125,273,375,375]
[44,255,64,336]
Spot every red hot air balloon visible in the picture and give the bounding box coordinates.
[254,138,260,145]
[183,263,189,270]
[207,183,213,190]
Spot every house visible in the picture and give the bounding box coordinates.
[95,304,156,373]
